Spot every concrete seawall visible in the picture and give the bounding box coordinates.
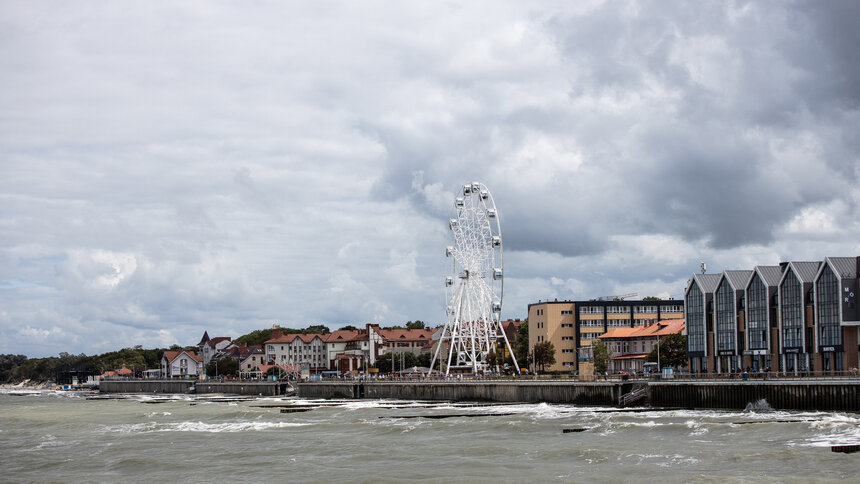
[298,380,860,411]
[99,380,283,396]
[100,380,196,394]
[298,381,627,406]
[193,382,286,396]
[649,381,860,411]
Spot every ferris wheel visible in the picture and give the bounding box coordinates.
[429,181,520,375]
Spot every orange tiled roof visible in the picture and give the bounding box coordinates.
[162,350,203,364]
[265,333,326,344]
[378,328,435,341]
[600,319,685,340]
[612,353,650,360]
[324,330,366,343]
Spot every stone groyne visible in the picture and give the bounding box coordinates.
[298,380,860,411]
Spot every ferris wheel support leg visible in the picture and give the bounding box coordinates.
[445,335,456,376]
[428,325,450,377]
[502,328,520,374]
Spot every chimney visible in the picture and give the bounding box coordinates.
[271,328,283,339]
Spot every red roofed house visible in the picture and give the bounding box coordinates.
[377,327,436,356]
[161,350,204,378]
[322,324,435,374]
[599,319,685,374]
[264,330,328,373]
[323,327,376,374]
[101,363,134,380]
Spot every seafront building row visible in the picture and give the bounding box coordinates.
[527,298,685,373]
[685,256,860,375]
[152,321,524,379]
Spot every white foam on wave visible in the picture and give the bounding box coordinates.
[103,420,311,434]
[800,413,860,447]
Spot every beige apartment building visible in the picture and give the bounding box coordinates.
[528,299,684,373]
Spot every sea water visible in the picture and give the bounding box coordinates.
[1,390,859,483]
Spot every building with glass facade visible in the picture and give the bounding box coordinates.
[714,270,753,373]
[744,266,782,371]
[778,261,820,372]
[684,274,721,374]
[687,256,860,375]
[813,257,860,373]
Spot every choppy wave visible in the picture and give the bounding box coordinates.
[102,420,311,434]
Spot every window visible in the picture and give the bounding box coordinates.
[561,323,573,328]
[607,306,628,314]
[715,279,736,352]
[660,305,684,313]
[562,336,574,341]
[747,273,769,350]
[781,272,803,349]
[580,306,602,315]
[562,362,574,367]
[634,306,657,314]
[561,310,573,315]
[562,349,574,353]
[686,283,705,354]
[816,264,842,347]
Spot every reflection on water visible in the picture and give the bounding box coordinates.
[1,390,859,482]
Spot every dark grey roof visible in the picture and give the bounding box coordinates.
[754,266,783,287]
[724,270,753,291]
[693,273,722,293]
[789,261,821,283]
[825,256,858,279]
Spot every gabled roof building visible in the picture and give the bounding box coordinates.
[686,256,859,375]
[684,273,721,373]
[813,257,860,372]
[713,270,753,372]
[744,266,783,372]
[161,350,203,378]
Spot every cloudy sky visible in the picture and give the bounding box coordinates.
[2,1,858,357]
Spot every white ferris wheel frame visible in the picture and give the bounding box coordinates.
[429,181,521,375]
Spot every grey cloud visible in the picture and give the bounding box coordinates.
[2,1,859,356]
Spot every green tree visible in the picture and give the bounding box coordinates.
[530,341,556,374]
[373,352,420,373]
[642,296,660,301]
[339,325,359,331]
[234,329,274,346]
[304,325,331,334]
[592,340,611,374]
[514,321,529,368]
[485,348,498,369]
[206,358,239,377]
[405,320,426,329]
[646,333,687,368]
